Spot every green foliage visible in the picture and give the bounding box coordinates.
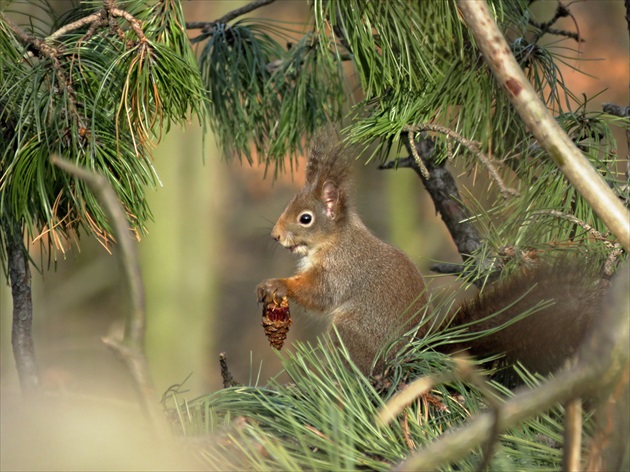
[194,0,627,260]
[0,0,206,265]
[198,18,345,175]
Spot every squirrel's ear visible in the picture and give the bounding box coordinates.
[321,180,340,219]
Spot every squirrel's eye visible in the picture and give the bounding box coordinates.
[298,211,314,226]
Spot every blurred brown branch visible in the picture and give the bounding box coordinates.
[50,155,166,435]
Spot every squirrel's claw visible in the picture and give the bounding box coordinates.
[256,279,287,304]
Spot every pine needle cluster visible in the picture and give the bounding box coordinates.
[164,325,570,471]
[0,0,206,265]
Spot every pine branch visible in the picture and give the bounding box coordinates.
[1,13,87,129]
[456,0,630,251]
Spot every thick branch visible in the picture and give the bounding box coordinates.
[381,135,484,268]
[456,0,630,250]
[3,221,40,396]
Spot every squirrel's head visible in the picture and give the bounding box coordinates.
[272,127,352,259]
[271,178,347,258]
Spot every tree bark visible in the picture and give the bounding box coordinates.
[4,221,39,395]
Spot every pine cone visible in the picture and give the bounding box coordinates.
[261,296,292,350]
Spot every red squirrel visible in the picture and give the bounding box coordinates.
[257,129,605,376]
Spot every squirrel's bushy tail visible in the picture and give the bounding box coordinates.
[442,256,607,376]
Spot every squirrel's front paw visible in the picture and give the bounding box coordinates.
[257,279,287,304]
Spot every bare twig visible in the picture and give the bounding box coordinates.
[402,123,519,198]
[46,12,102,42]
[406,130,430,179]
[3,220,40,396]
[45,1,148,43]
[187,0,276,42]
[529,1,584,43]
[456,0,630,250]
[50,155,166,434]
[531,210,611,243]
[530,209,624,278]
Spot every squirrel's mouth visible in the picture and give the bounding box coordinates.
[287,243,307,254]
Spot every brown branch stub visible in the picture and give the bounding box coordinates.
[219,352,240,388]
[402,123,519,199]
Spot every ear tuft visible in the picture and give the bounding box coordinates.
[322,180,340,219]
